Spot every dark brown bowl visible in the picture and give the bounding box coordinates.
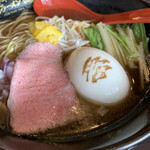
[0,0,150,149]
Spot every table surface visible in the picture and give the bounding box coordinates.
[134,137,150,150]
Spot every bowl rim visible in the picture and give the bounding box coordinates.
[103,123,150,149]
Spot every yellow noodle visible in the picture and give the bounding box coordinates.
[0,11,36,62]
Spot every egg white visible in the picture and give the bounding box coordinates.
[67,47,130,104]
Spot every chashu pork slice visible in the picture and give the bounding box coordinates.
[7,42,80,134]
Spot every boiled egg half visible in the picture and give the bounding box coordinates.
[67,47,130,104]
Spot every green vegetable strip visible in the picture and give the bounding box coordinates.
[100,23,135,57]
[125,27,139,56]
[113,25,137,57]
[132,23,149,55]
[83,24,104,50]
[138,43,150,83]
[97,22,116,57]
[117,42,128,66]
[109,34,126,67]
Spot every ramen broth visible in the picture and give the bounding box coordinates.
[0,12,149,138]
[34,56,147,137]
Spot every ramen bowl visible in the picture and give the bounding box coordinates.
[0,0,150,149]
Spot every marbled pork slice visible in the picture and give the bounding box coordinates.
[7,42,80,134]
